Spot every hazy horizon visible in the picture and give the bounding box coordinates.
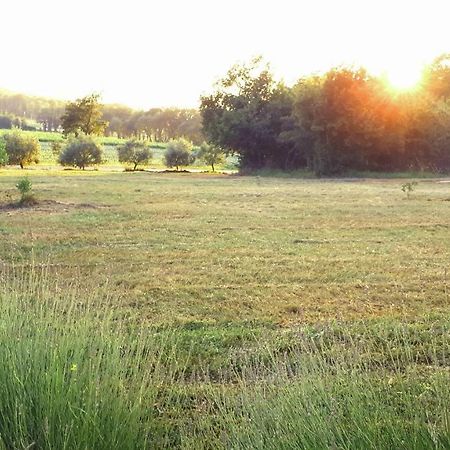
[2,0,449,109]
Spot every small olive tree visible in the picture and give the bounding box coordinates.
[0,138,8,166]
[164,138,194,171]
[59,136,103,170]
[4,130,40,168]
[198,142,225,172]
[117,140,152,171]
[16,176,36,205]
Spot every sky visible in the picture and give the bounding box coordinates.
[1,0,449,109]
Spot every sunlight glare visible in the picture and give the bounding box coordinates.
[385,64,424,91]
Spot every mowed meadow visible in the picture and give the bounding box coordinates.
[1,171,449,322]
[0,169,449,448]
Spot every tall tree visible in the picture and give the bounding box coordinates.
[61,94,108,137]
[200,57,293,170]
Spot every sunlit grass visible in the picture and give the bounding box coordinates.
[0,270,448,449]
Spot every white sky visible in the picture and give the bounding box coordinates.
[1,0,449,109]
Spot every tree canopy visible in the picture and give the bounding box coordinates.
[61,94,108,137]
[3,130,40,168]
[164,138,194,171]
[201,56,450,174]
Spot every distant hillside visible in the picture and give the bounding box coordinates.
[0,88,204,143]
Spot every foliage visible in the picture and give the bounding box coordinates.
[0,138,7,166]
[401,181,418,198]
[50,141,62,157]
[61,94,108,137]
[117,140,152,170]
[197,142,225,172]
[3,130,40,168]
[201,56,450,175]
[15,176,36,205]
[59,136,103,170]
[200,57,294,170]
[164,138,194,170]
[0,90,204,143]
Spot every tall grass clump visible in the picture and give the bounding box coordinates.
[187,321,450,450]
[0,267,186,449]
[0,266,449,449]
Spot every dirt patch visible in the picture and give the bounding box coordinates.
[0,199,109,214]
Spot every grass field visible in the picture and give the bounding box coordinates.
[0,169,449,448]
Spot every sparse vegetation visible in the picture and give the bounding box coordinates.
[402,181,418,198]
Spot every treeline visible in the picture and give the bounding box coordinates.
[201,55,450,174]
[0,90,204,144]
[102,106,203,143]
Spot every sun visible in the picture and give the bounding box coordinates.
[385,64,424,91]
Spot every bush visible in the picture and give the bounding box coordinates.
[164,138,194,171]
[59,136,103,170]
[117,140,152,170]
[15,176,36,205]
[0,138,8,166]
[4,130,40,168]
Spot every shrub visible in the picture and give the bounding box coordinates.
[164,138,194,171]
[401,181,418,199]
[0,138,8,166]
[4,130,40,168]
[117,140,152,171]
[59,136,103,170]
[16,176,37,205]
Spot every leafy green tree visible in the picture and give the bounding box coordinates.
[423,54,450,101]
[198,142,225,172]
[117,140,152,170]
[200,57,293,170]
[59,136,103,170]
[164,138,194,170]
[61,94,108,137]
[0,138,8,166]
[3,130,40,168]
